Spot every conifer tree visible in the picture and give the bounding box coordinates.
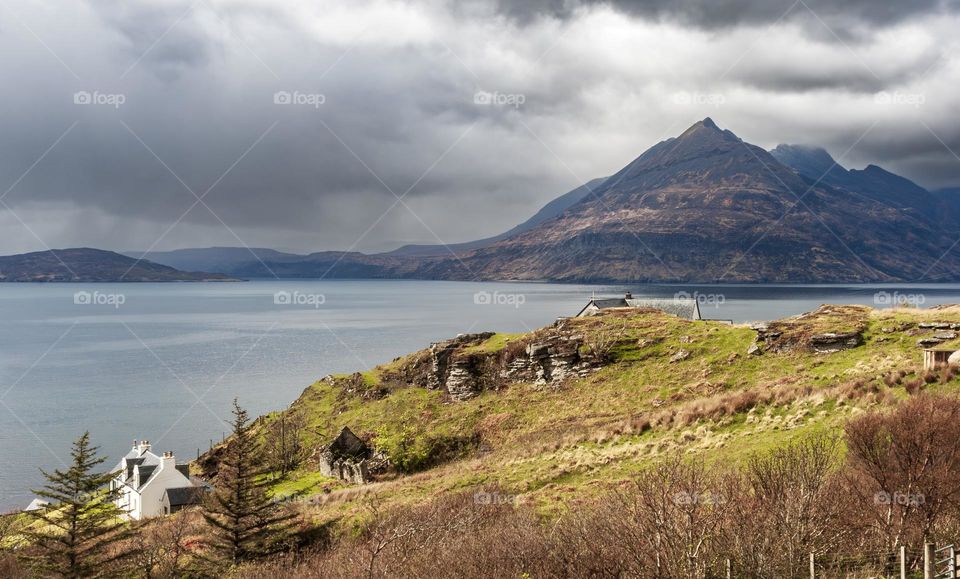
[22,432,131,578]
[201,399,296,566]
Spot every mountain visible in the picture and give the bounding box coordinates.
[770,144,943,221]
[933,187,960,216]
[385,177,607,257]
[125,247,306,276]
[418,118,960,282]
[128,119,960,283]
[0,248,239,282]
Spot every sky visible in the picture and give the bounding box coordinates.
[1,0,959,255]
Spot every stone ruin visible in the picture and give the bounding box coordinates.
[317,426,376,485]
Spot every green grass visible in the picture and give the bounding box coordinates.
[244,304,960,522]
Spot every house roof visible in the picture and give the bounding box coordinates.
[325,426,369,459]
[24,498,49,512]
[164,486,204,507]
[577,296,702,320]
[136,465,158,490]
[626,298,701,320]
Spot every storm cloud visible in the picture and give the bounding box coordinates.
[1,0,959,255]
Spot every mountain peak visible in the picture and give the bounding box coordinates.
[673,118,740,146]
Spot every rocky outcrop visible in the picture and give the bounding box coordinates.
[426,333,494,392]
[508,337,593,386]
[809,332,863,353]
[420,328,596,401]
[750,307,866,354]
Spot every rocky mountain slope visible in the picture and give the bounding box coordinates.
[422,118,960,282]
[131,119,960,283]
[0,248,238,282]
[769,143,949,222]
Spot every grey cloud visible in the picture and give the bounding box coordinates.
[87,0,213,78]
[494,0,958,31]
[1,0,960,255]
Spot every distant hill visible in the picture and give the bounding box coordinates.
[384,177,607,257]
[124,247,305,276]
[0,248,239,282]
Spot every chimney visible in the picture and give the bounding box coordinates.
[133,440,139,449]
[139,440,151,453]
[625,291,633,300]
[161,451,176,469]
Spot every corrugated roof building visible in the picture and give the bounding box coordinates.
[577,292,702,320]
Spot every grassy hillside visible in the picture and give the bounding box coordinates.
[9,303,960,577]
[220,304,960,523]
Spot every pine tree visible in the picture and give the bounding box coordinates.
[201,399,296,566]
[22,432,132,578]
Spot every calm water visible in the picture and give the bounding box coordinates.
[3,279,960,510]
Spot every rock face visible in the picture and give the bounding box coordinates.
[420,328,595,401]
[512,338,591,385]
[809,332,863,353]
[424,333,495,400]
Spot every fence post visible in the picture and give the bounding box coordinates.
[725,558,731,579]
[901,545,907,579]
[925,543,935,579]
[809,552,815,579]
[952,545,958,579]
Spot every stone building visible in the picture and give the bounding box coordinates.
[317,427,373,484]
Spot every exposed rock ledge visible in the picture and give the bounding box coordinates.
[420,325,597,401]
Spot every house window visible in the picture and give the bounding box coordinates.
[164,506,169,515]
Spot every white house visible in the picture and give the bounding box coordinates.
[111,440,204,520]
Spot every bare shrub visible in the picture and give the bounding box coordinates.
[127,510,201,578]
[844,395,960,553]
[583,321,628,363]
[904,378,924,395]
[725,434,848,576]
[939,365,957,384]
